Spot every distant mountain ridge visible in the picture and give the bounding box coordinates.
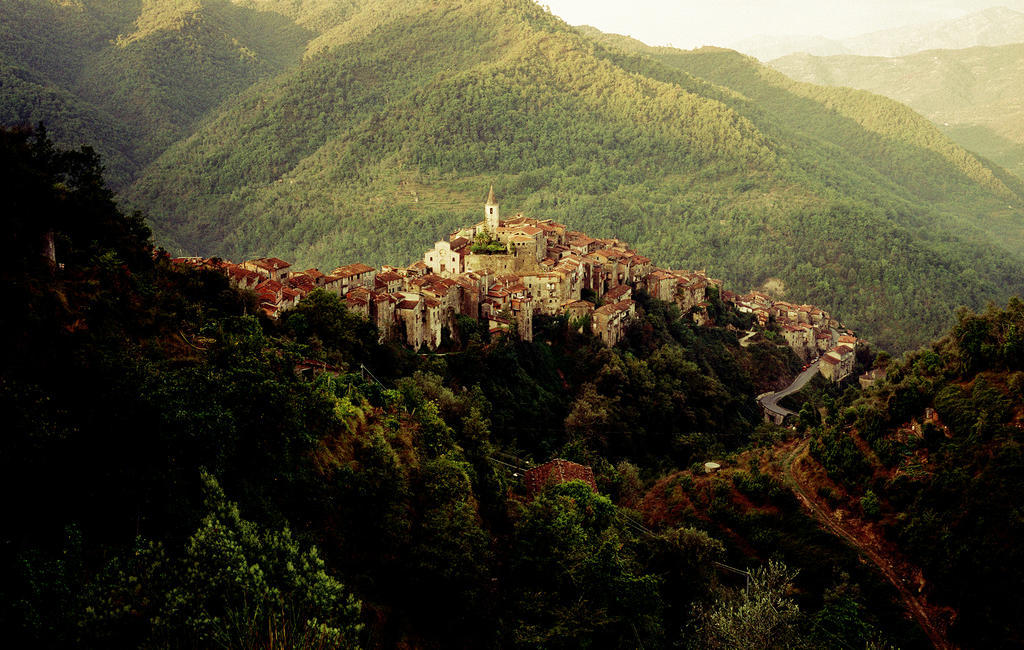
[733,5,1024,61]
[771,42,1024,182]
[3,0,1024,351]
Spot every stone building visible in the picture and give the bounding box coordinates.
[592,299,636,346]
[332,262,376,294]
[242,257,291,282]
[820,344,856,382]
[423,238,470,277]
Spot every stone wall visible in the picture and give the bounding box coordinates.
[465,252,542,275]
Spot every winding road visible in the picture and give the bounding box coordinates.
[757,360,820,420]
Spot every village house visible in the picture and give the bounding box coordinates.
[692,301,712,326]
[520,270,577,315]
[394,292,442,350]
[565,299,595,323]
[242,257,291,282]
[290,268,326,288]
[646,269,680,302]
[781,323,816,361]
[332,262,376,294]
[592,299,636,346]
[411,274,462,332]
[294,358,342,381]
[816,329,834,352]
[371,292,398,342]
[820,344,856,382]
[859,367,887,389]
[286,274,317,299]
[223,263,262,290]
[603,283,632,303]
[374,270,404,294]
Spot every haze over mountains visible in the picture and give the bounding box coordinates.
[771,39,1024,186]
[3,0,1024,351]
[732,4,1024,60]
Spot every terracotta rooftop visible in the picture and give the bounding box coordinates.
[604,285,631,301]
[594,299,635,316]
[523,459,597,498]
[249,257,291,271]
[515,225,544,236]
[333,262,375,278]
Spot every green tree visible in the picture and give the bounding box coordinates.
[697,560,811,650]
[508,481,662,648]
[79,471,363,649]
[860,489,881,519]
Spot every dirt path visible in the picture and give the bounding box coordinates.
[779,439,956,650]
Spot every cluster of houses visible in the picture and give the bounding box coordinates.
[731,290,860,382]
[175,188,723,349]
[171,188,863,381]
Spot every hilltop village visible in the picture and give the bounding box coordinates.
[173,188,862,381]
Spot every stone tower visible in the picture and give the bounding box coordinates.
[484,184,499,234]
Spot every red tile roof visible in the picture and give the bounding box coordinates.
[523,459,597,498]
[249,257,291,271]
[333,263,375,278]
[376,271,403,283]
[604,285,631,301]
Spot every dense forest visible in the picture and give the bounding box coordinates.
[3,0,1024,351]
[4,127,969,648]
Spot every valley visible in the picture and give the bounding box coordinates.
[5,1,1024,647]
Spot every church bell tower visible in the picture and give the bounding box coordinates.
[484,184,499,234]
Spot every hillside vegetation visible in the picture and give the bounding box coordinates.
[804,299,1024,647]
[772,42,1024,182]
[4,0,1024,351]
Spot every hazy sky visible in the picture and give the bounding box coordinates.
[539,0,1024,49]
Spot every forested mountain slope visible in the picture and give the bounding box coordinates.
[4,0,1024,351]
[772,43,1024,182]
[0,0,313,184]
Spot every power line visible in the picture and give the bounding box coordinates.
[487,456,529,473]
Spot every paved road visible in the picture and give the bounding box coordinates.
[757,360,820,419]
[738,329,757,347]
